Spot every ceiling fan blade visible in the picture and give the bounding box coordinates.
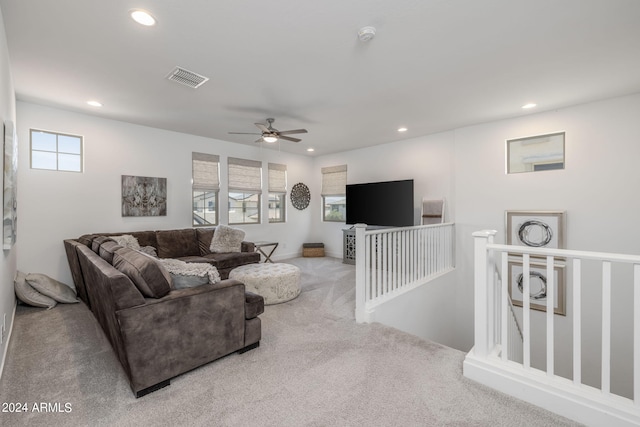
[278,135,302,143]
[278,129,308,135]
[255,138,264,143]
[229,132,260,135]
[254,123,270,133]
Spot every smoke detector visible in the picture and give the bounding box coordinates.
[358,26,376,42]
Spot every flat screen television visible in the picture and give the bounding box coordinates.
[346,179,414,227]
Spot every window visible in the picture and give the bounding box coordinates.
[321,165,347,222]
[268,163,287,223]
[30,129,83,172]
[228,157,262,224]
[192,152,219,226]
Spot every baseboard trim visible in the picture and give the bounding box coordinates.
[463,352,640,427]
[0,301,17,381]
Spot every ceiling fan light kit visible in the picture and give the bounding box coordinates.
[229,118,308,144]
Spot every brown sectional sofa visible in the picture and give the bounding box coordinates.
[63,227,263,397]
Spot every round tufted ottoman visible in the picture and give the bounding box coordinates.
[229,263,301,305]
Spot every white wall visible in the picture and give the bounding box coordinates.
[311,93,640,398]
[311,131,458,345]
[453,93,640,398]
[0,6,17,377]
[16,102,316,286]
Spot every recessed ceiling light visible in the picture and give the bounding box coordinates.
[522,103,537,109]
[307,148,315,152]
[397,127,408,132]
[130,9,156,26]
[87,100,102,107]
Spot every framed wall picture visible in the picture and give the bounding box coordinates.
[506,210,565,250]
[122,175,167,217]
[3,120,17,250]
[508,259,566,315]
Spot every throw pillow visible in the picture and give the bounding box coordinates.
[138,245,158,257]
[14,271,57,309]
[110,234,141,251]
[209,224,245,253]
[112,247,171,298]
[158,258,221,289]
[91,235,113,253]
[26,273,78,304]
[99,240,124,264]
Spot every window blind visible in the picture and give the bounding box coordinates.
[321,165,347,196]
[228,157,262,193]
[268,163,287,193]
[192,152,219,191]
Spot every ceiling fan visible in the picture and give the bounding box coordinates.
[229,118,308,143]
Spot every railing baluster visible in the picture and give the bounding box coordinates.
[523,253,531,369]
[547,255,555,377]
[501,252,509,362]
[382,233,388,296]
[573,258,582,386]
[602,261,612,396]
[635,264,640,407]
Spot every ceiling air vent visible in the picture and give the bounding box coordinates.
[166,66,209,89]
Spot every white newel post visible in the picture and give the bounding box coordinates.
[472,230,497,358]
[355,224,368,323]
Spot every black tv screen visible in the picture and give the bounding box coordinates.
[346,179,414,227]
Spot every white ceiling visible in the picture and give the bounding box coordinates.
[1,0,639,156]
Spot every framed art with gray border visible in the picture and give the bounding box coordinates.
[506,210,565,250]
[3,120,17,249]
[508,259,566,315]
[122,175,167,217]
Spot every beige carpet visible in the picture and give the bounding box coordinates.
[0,257,581,426]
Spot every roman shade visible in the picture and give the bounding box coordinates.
[192,152,219,191]
[268,163,287,193]
[228,157,262,193]
[321,165,347,196]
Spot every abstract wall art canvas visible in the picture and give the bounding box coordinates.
[122,175,167,217]
[508,259,566,315]
[3,121,17,249]
[505,210,565,250]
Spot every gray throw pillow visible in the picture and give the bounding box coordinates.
[26,273,78,304]
[110,234,141,250]
[158,258,221,289]
[14,271,57,309]
[209,224,245,253]
[113,247,171,298]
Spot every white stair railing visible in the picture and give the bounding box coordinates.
[355,222,455,323]
[465,230,640,426]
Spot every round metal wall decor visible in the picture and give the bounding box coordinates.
[290,182,310,210]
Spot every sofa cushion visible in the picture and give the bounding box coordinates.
[210,225,244,253]
[26,273,78,304]
[110,234,141,250]
[203,252,260,271]
[196,227,215,255]
[99,240,124,264]
[78,234,95,247]
[14,271,57,309]
[156,229,200,259]
[113,247,171,298]
[91,235,112,253]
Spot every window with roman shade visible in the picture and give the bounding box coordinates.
[192,152,219,226]
[228,157,262,224]
[321,164,347,222]
[268,163,287,223]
